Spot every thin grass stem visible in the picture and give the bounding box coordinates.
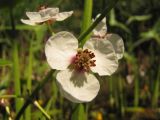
[151,65,160,107]
[13,41,23,119]
[15,70,55,120]
[34,100,51,119]
[25,39,33,120]
[134,66,139,107]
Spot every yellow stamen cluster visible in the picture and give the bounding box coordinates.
[72,49,96,72]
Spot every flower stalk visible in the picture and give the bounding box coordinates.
[34,100,51,119]
[47,22,54,35]
[79,0,92,48]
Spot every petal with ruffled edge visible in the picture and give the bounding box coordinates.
[106,33,124,59]
[54,11,73,21]
[26,12,43,22]
[39,7,59,17]
[26,12,51,23]
[93,14,107,37]
[45,31,78,70]
[56,69,100,103]
[38,8,59,21]
[21,19,36,26]
[84,38,118,76]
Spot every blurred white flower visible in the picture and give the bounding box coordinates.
[21,7,73,26]
[92,14,124,60]
[45,31,118,103]
[126,74,134,84]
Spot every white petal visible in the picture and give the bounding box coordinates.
[56,69,100,103]
[26,8,59,23]
[106,34,124,59]
[54,11,73,21]
[26,12,42,22]
[84,38,118,76]
[38,7,59,21]
[59,86,83,103]
[26,12,49,23]
[93,14,107,37]
[21,19,36,25]
[39,7,59,16]
[45,31,78,70]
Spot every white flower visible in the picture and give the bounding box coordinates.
[21,7,73,26]
[45,31,118,103]
[126,74,134,84]
[92,14,124,59]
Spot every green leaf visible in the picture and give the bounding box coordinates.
[127,15,152,24]
[109,9,131,33]
[0,59,12,66]
[71,104,86,120]
[140,19,160,44]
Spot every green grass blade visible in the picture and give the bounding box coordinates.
[152,65,160,108]
[0,59,12,66]
[79,0,92,47]
[71,104,86,120]
[134,67,139,107]
[25,40,33,120]
[13,41,23,119]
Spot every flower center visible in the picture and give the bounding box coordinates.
[72,49,96,72]
[37,5,55,25]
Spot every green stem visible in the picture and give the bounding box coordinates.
[85,104,89,120]
[79,0,92,48]
[71,104,86,120]
[25,40,33,120]
[78,0,119,47]
[134,66,139,107]
[2,47,6,76]
[46,22,54,35]
[151,65,160,108]
[13,41,23,118]
[5,106,13,120]
[15,69,55,120]
[125,107,160,113]
[124,107,145,113]
[9,7,16,37]
[118,77,124,116]
[34,101,51,119]
[109,77,114,107]
[0,95,17,99]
